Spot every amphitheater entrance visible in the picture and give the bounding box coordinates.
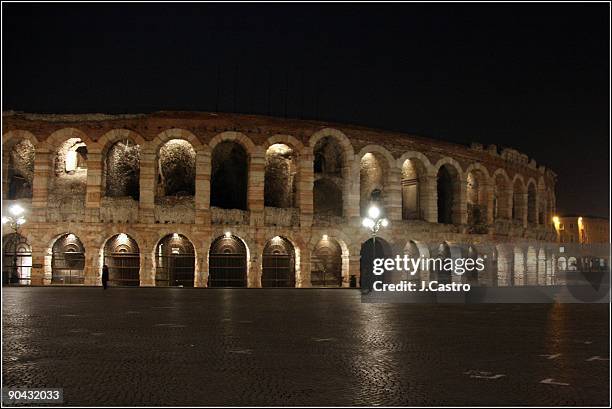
[311,237,343,287]
[262,236,296,287]
[51,233,86,284]
[2,233,32,285]
[208,234,248,287]
[103,233,140,286]
[360,237,394,285]
[155,234,195,287]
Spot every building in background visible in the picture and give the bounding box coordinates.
[553,215,609,273]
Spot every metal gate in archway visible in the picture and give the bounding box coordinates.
[104,234,140,286]
[2,233,32,286]
[262,236,295,287]
[208,234,247,287]
[311,238,342,287]
[51,233,86,284]
[155,234,195,287]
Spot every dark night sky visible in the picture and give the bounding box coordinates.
[3,3,609,217]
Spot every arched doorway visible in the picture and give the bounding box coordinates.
[262,236,296,287]
[437,164,459,224]
[208,234,248,287]
[360,237,394,286]
[2,233,32,285]
[51,233,86,284]
[264,144,296,208]
[104,139,141,200]
[156,139,196,198]
[211,141,248,210]
[155,234,195,287]
[433,242,453,284]
[311,236,343,287]
[103,233,140,286]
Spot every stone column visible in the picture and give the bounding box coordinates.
[421,175,438,223]
[386,167,402,221]
[85,247,100,286]
[139,144,155,224]
[29,246,46,286]
[297,147,314,228]
[195,149,211,225]
[455,176,468,225]
[31,147,51,223]
[140,248,155,287]
[343,154,360,221]
[348,254,361,288]
[84,148,102,223]
[248,247,262,288]
[248,146,265,227]
[297,247,311,288]
[485,180,495,225]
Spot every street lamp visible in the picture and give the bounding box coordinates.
[361,205,389,292]
[2,204,27,285]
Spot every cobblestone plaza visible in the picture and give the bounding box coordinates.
[2,287,609,406]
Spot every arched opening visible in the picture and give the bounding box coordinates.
[401,159,426,220]
[50,138,88,208]
[359,153,387,217]
[360,237,393,285]
[313,179,343,217]
[513,247,525,286]
[527,183,537,224]
[404,240,427,281]
[156,139,196,197]
[6,139,35,200]
[155,234,195,287]
[51,233,85,284]
[557,256,567,272]
[104,139,141,200]
[493,174,511,220]
[432,242,453,283]
[208,234,247,287]
[103,233,140,286]
[512,179,526,222]
[526,246,537,285]
[262,236,296,287]
[567,256,578,271]
[211,141,248,210]
[311,236,342,287]
[466,170,487,225]
[437,164,459,224]
[264,144,296,208]
[313,136,345,218]
[2,233,31,285]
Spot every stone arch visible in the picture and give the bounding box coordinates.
[209,131,255,155]
[211,140,249,210]
[2,232,32,285]
[50,233,86,285]
[263,134,305,153]
[403,240,430,281]
[262,235,297,287]
[434,158,463,224]
[154,233,196,287]
[398,152,433,221]
[358,148,392,217]
[101,233,141,286]
[99,129,143,200]
[309,128,355,159]
[264,143,297,208]
[208,233,249,287]
[152,128,203,152]
[492,168,512,220]
[3,133,36,200]
[44,127,92,152]
[465,163,490,226]
[511,175,527,222]
[526,178,538,225]
[156,138,197,198]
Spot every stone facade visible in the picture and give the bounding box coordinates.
[2,111,559,287]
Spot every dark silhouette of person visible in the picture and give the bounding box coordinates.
[101,264,109,290]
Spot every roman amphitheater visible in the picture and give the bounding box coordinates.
[2,111,558,288]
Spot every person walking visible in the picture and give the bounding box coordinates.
[101,264,109,290]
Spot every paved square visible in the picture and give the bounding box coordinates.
[2,288,609,406]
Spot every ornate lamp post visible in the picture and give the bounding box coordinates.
[361,205,389,292]
[2,204,27,285]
